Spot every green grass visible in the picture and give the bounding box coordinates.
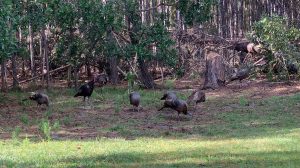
[0,134,299,167]
[1,87,300,167]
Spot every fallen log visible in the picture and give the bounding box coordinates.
[11,65,71,86]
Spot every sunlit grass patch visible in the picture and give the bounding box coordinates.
[0,134,299,167]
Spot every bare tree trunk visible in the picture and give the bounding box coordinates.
[40,37,45,86]
[11,53,18,89]
[108,56,119,85]
[28,24,35,80]
[1,60,7,91]
[12,28,22,89]
[41,27,50,88]
[137,58,155,88]
[74,68,79,89]
[22,58,26,77]
[67,66,72,88]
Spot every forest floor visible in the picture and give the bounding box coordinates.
[0,79,300,167]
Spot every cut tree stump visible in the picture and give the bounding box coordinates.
[203,49,226,90]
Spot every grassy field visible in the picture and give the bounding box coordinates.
[0,85,300,167]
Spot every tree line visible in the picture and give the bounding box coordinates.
[1,0,299,91]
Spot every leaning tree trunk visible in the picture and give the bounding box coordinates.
[203,50,226,90]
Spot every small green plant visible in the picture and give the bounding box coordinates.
[20,114,29,125]
[53,121,60,131]
[126,72,136,92]
[11,127,21,141]
[164,79,175,89]
[44,109,53,118]
[62,116,71,126]
[39,119,52,141]
[22,135,30,146]
[114,103,121,114]
[109,125,131,136]
[239,97,249,106]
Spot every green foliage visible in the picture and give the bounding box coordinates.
[39,119,53,141]
[178,0,216,26]
[20,114,29,125]
[252,15,300,53]
[0,1,18,62]
[251,15,300,78]
[52,121,60,131]
[11,127,21,141]
[62,116,71,126]
[238,97,249,106]
[164,79,175,89]
[126,71,136,91]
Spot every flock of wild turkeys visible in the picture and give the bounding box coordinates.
[24,67,250,119]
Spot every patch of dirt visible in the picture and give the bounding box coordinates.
[1,79,300,140]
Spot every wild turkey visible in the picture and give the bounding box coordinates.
[159,98,192,119]
[23,92,49,107]
[129,91,141,112]
[74,76,96,106]
[287,62,298,74]
[96,74,109,86]
[159,91,179,113]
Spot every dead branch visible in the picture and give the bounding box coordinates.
[117,66,127,76]
[13,65,71,86]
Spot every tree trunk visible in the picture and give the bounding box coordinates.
[137,58,155,88]
[67,66,72,88]
[28,24,35,79]
[40,36,45,86]
[108,56,119,85]
[41,27,50,88]
[203,50,226,90]
[11,53,18,89]
[74,68,79,90]
[22,58,26,77]
[1,60,7,91]
[86,63,92,78]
